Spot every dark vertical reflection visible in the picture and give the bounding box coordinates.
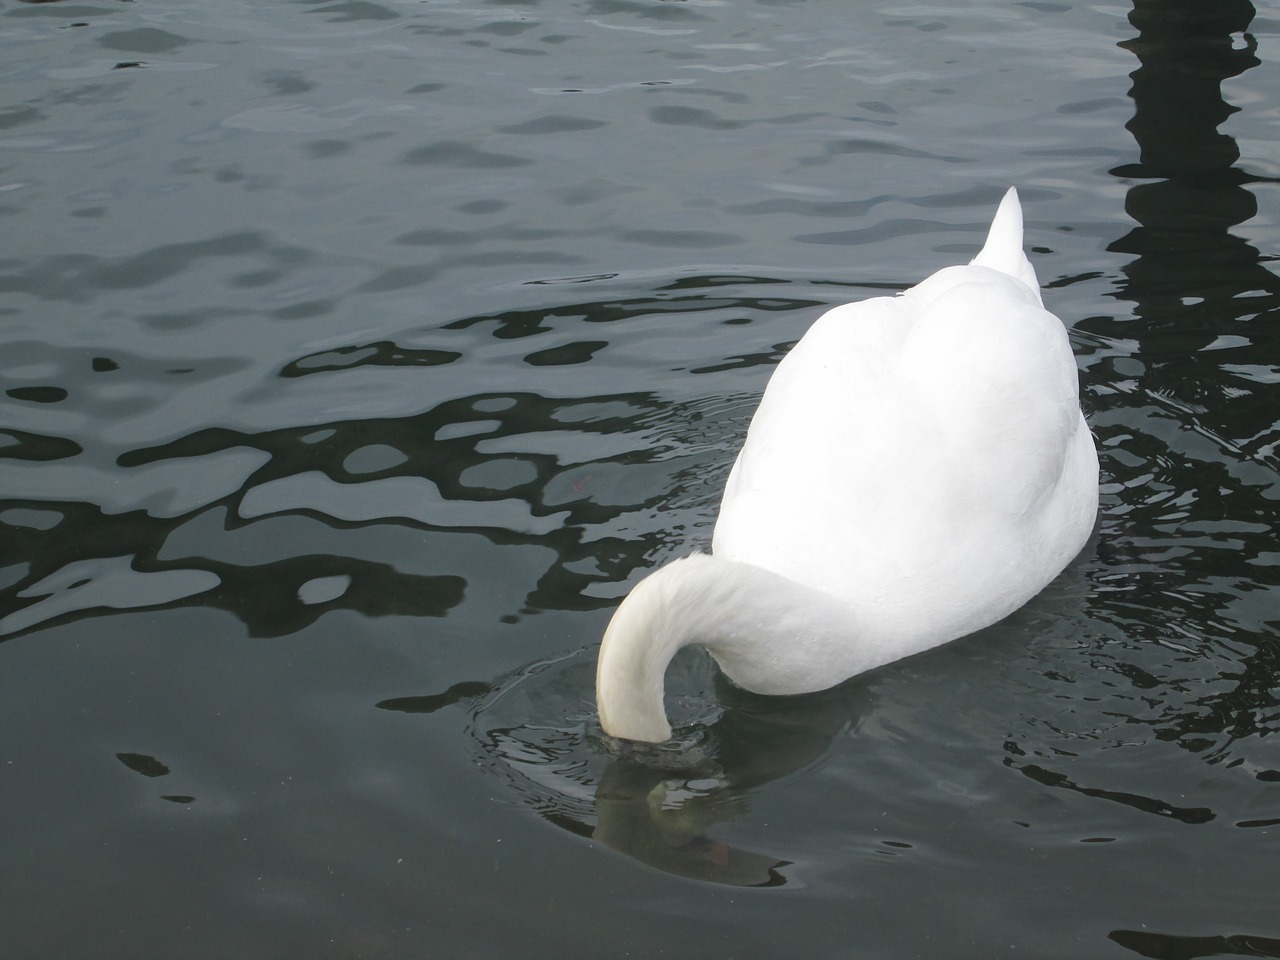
[1110,0,1276,358]
[1120,1,1258,200]
[1076,0,1280,765]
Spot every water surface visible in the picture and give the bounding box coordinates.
[2,0,1278,957]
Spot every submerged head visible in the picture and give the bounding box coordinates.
[594,553,857,743]
[596,554,768,743]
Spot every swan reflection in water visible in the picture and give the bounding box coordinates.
[377,654,856,887]
[590,675,866,886]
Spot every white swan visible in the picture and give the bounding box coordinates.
[596,188,1099,743]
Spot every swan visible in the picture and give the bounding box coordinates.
[596,188,1099,743]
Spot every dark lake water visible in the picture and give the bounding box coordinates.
[3,0,1278,957]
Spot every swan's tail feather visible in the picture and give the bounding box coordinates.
[970,187,1042,303]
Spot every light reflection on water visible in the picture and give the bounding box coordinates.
[1,0,1278,956]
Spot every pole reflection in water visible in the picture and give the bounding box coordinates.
[1080,1,1280,951]
[1085,0,1279,764]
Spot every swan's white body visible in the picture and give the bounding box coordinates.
[596,189,1099,743]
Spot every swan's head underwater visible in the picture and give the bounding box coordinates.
[593,188,1100,745]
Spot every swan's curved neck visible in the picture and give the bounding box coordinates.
[595,554,896,743]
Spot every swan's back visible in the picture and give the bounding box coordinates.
[712,189,1097,643]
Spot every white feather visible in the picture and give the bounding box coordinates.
[596,188,1099,743]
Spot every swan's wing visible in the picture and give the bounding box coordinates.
[712,267,1093,620]
[902,268,1082,511]
[712,292,924,590]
